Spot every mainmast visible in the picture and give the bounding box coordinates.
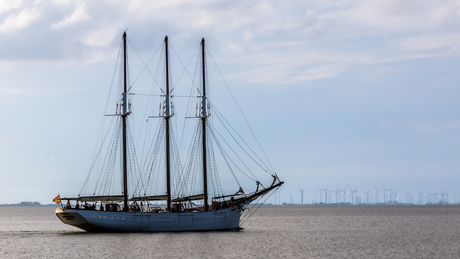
[164,36,172,212]
[122,31,129,211]
[201,38,209,211]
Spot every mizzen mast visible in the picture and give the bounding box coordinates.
[201,38,209,211]
[122,31,129,211]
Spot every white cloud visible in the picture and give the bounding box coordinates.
[0,0,22,14]
[397,34,460,52]
[51,1,89,29]
[414,121,460,133]
[290,63,348,83]
[344,0,460,30]
[0,6,40,33]
[205,1,460,83]
[1,0,460,83]
[378,121,460,133]
[222,40,243,54]
[0,87,26,95]
[82,27,117,48]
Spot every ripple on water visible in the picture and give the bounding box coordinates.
[1,206,460,258]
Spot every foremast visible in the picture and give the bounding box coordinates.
[201,38,209,211]
[164,36,172,212]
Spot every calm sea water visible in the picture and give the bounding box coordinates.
[1,206,460,258]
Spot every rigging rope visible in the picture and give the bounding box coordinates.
[127,38,163,88]
[240,185,281,226]
[207,48,278,178]
[79,38,123,196]
[210,128,245,187]
[208,122,258,181]
[211,103,273,176]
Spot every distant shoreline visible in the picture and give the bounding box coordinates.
[1,202,458,207]
[0,202,56,207]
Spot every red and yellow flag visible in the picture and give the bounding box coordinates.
[53,195,61,204]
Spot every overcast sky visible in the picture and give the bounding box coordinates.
[1,0,460,204]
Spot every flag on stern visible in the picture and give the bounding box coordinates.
[53,195,61,204]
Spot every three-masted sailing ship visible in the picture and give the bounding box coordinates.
[55,31,283,232]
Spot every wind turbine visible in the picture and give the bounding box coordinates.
[354,187,359,204]
[441,190,449,205]
[405,190,414,204]
[365,190,370,204]
[334,186,340,204]
[433,192,438,204]
[392,189,398,204]
[348,186,354,204]
[348,186,359,205]
[289,192,294,204]
[275,190,282,205]
[382,185,393,203]
[382,185,387,203]
[417,191,424,205]
[321,185,329,204]
[340,185,348,204]
[299,188,306,205]
[374,186,381,204]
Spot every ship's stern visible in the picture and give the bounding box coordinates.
[55,208,90,230]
